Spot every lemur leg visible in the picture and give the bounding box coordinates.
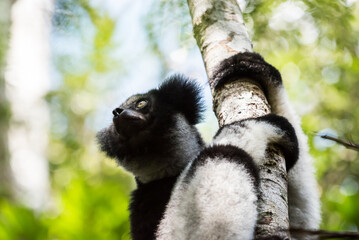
[211,52,321,230]
[157,115,299,240]
[270,86,321,230]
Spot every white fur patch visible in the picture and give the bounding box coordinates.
[157,158,258,240]
[213,120,284,165]
[270,86,321,231]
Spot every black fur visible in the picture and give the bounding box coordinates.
[96,74,205,162]
[258,114,299,171]
[255,236,285,240]
[158,74,205,125]
[130,176,178,240]
[185,145,260,188]
[96,114,181,161]
[96,75,206,240]
[210,52,283,96]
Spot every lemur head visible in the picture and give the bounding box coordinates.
[97,74,205,182]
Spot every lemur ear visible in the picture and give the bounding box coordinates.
[158,74,205,125]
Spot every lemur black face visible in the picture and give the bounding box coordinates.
[112,94,153,140]
[97,74,205,162]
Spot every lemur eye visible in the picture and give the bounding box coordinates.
[136,100,148,109]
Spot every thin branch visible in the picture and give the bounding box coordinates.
[318,134,359,151]
[290,228,359,239]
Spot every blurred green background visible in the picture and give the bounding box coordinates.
[0,0,359,239]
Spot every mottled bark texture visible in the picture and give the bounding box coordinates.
[187,0,290,238]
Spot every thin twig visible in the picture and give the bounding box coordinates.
[290,228,359,239]
[318,134,359,152]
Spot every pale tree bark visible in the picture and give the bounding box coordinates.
[187,0,290,239]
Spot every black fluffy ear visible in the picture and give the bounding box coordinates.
[158,74,205,125]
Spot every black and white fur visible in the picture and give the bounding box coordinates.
[97,75,206,240]
[157,53,319,239]
[156,114,299,240]
[208,52,321,231]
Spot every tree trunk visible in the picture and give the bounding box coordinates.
[187,0,290,238]
[5,0,52,209]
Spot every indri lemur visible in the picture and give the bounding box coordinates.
[97,52,320,240]
[97,75,206,240]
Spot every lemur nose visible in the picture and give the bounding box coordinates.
[112,108,123,117]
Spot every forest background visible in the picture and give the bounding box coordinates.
[0,0,359,239]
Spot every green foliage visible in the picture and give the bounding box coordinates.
[0,0,11,198]
[47,177,132,239]
[2,0,132,239]
[0,200,48,240]
[0,175,132,240]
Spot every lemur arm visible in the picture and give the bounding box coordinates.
[211,52,321,230]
